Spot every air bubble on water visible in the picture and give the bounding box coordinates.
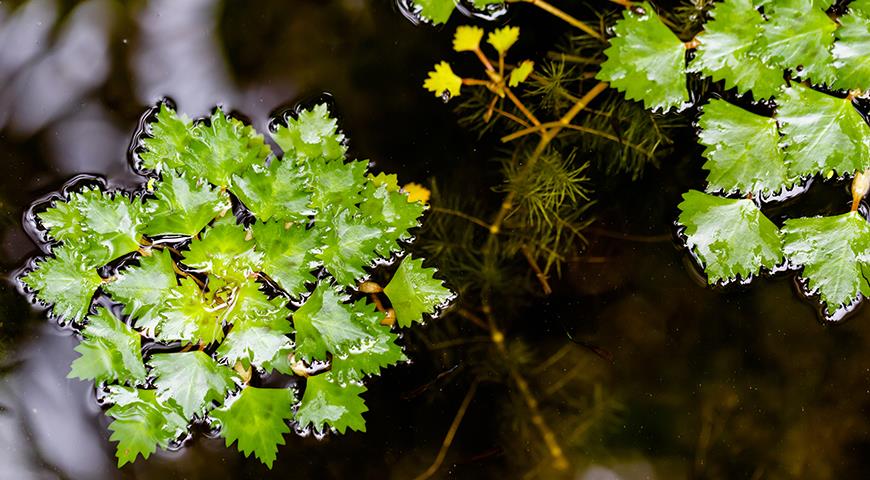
[440,90,451,103]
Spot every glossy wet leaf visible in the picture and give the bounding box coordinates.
[330,299,407,382]
[688,0,784,99]
[360,183,426,256]
[317,208,382,286]
[782,212,870,315]
[596,2,688,112]
[272,103,346,162]
[677,190,783,283]
[217,281,293,368]
[296,373,367,434]
[182,216,263,283]
[143,171,230,236]
[156,277,225,346]
[755,0,837,86]
[150,351,238,418]
[383,256,452,327]
[22,245,102,323]
[698,99,793,196]
[185,108,272,187]
[138,104,194,173]
[103,249,177,333]
[306,157,369,214]
[292,283,371,361]
[832,1,870,91]
[69,307,146,385]
[251,221,319,297]
[778,85,870,178]
[211,386,295,468]
[105,386,188,467]
[232,158,311,223]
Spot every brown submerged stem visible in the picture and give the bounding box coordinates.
[413,380,480,480]
[509,0,605,41]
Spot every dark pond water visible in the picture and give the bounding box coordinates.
[1,1,870,479]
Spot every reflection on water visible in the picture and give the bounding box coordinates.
[1,0,870,479]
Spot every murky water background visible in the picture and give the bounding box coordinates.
[1,1,870,479]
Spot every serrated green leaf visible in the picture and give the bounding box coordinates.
[755,0,837,86]
[306,157,369,213]
[331,299,406,382]
[412,0,455,24]
[297,373,367,434]
[139,104,194,172]
[782,212,870,314]
[37,193,87,243]
[384,256,452,327]
[678,190,783,283]
[778,85,870,178]
[217,281,293,368]
[231,158,312,222]
[688,0,785,99]
[698,99,793,196]
[317,208,382,286]
[105,386,188,467]
[104,249,177,332]
[150,351,237,418]
[360,182,426,256]
[292,283,371,361]
[251,221,319,297]
[183,109,271,187]
[182,216,263,283]
[211,386,295,468]
[272,104,346,162]
[156,277,225,346]
[596,2,688,112]
[832,2,870,91]
[143,171,230,236]
[69,306,146,385]
[22,245,102,323]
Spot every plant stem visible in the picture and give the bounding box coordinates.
[521,244,553,294]
[413,380,479,480]
[431,206,493,230]
[510,0,605,41]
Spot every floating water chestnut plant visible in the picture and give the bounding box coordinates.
[18,102,452,467]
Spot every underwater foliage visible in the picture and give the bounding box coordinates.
[19,103,451,467]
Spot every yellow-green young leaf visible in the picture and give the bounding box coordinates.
[778,85,870,178]
[687,0,785,99]
[143,171,230,237]
[487,26,519,55]
[22,245,102,323]
[292,283,371,361]
[360,181,427,257]
[383,256,452,327]
[509,60,534,87]
[453,25,484,52]
[832,0,870,91]
[105,386,188,467]
[423,61,462,98]
[677,190,783,283]
[698,99,793,196]
[271,103,347,162]
[211,386,295,468]
[596,2,688,112]
[755,0,837,86]
[69,307,146,385]
[782,212,870,315]
[103,249,178,333]
[296,373,367,434]
[367,172,400,192]
[149,351,238,418]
